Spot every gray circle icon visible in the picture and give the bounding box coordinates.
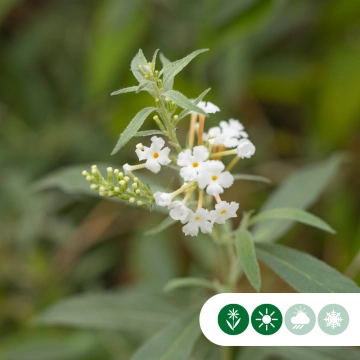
[318,304,349,335]
[284,304,316,335]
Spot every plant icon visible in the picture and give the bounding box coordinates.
[226,308,241,331]
[218,304,249,335]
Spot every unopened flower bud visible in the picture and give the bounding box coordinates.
[137,201,143,206]
[86,176,92,181]
[82,170,88,176]
[136,189,141,195]
[99,186,105,192]
[136,143,144,150]
[132,183,138,189]
[114,187,120,192]
[124,176,130,182]
[90,184,97,190]
[133,177,139,183]
[129,198,135,203]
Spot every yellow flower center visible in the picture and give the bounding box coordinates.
[212,175,217,181]
[153,152,159,159]
[195,216,201,221]
[220,210,227,215]
[192,162,198,168]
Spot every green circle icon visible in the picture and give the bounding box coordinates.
[318,304,349,335]
[251,304,283,335]
[218,304,249,335]
[285,304,316,335]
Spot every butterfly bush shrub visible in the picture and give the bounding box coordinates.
[80,49,357,294]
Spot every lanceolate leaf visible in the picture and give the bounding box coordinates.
[131,49,148,83]
[235,230,261,292]
[34,290,182,337]
[160,49,208,86]
[255,243,360,293]
[136,80,152,93]
[164,277,218,292]
[162,90,207,116]
[249,208,335,234]
[144,216,176,235]
[233,174,272,184]
[131,307,202,360]
[226,320,233,331]
[178,88,211,121]
[111,107,157,155]
[135,130,163,137]
[111,86,138,96]
[252,154,345,242]
[159,53,173,91]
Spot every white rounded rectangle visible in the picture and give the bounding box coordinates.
[199,293,360,346]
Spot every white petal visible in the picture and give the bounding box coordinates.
[206,182,224,196]
[219,171,234,188]
[197,172,210,189]
[145,158,161,173]
[180,167,198,181]
[193,146,209,162]
[158,147,171,165]
[135,148,147,161]
[150,136,165,150]
[177,149,192,167]
[182,222,199,236]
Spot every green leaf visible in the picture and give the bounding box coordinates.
[159,53,173,91]
[0,332,103,360]
[160,49,209,86]
[233,173,272,184]
[135,130,163,137]
[111,86,138,96]
[34,289,182,337]
[178,88,211,121]
[152,49,160,69]
[131,307,201,360]
[111,107,157,155]
[144,217,176,235]
[164,277,218,292]
[162,90,207,116]
[136,80,152,93]
[255,243,360,293]
[235,230,261,292]
[252,154,345,242]
[249,208,335,234]
[131,49,148,83]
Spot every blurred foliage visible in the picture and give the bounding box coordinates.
[0,0,360,358]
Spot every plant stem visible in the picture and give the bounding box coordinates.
[221,346,233,360]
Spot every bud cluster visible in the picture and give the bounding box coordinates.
[82,165,154,207]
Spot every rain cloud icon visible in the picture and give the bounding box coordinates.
[291,309,310,329]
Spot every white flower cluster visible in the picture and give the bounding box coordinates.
[119,109,256,237]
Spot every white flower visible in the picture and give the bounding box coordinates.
[197,160,234,196]
[220,119,248,139]
[210,201,239,224]
[236,139,255,159]
[154,192,173,207]
[204,126,239,148]
[168,201,190,223]
[177,146,209,181]
[192,101,220,114]
[203,119,248,148]
[135,136,171,173]
[182,208,213,236]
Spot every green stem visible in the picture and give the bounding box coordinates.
[221,346,233,360]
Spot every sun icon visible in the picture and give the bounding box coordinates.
[254,307,279,332]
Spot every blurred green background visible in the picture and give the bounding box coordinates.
[0,0,360,358]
